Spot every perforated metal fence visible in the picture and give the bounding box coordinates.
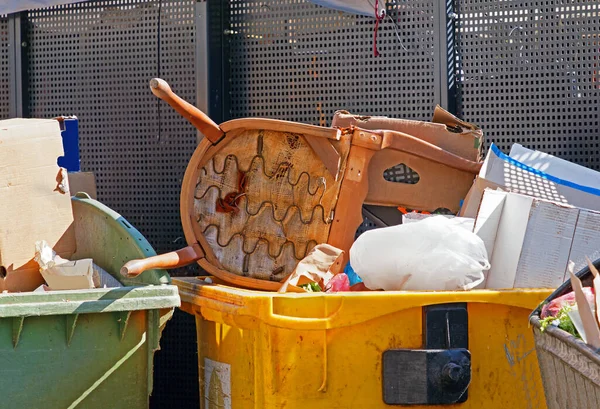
[456,0,600,170]
[223,0,441,232]
[227,0,438,124]
[6,0,600,407]
[27,1,198,254]
[0,16,9,119]
[25,2,199,408]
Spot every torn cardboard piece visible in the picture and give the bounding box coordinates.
[35,240,93,290]
[42,258,96,291]
[586,258,600,328]
[332,105,483,161]
[0,119,76,291]
[278,244,345,293]
[566,309,588,343]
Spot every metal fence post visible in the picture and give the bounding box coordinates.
[195,0,209,142]
[206,0,230,123]
[7,12,28,118]
[435,0,458,115]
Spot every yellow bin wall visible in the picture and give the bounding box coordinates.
[174,278,551,409]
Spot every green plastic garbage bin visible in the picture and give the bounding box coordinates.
[0,193,180,409]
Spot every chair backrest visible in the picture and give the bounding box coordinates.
[181,119,351,288]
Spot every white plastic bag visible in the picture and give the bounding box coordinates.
[350,216,490,291]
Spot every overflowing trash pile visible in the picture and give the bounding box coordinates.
[296,108,600,296]
[4,102,600,304]
[119,79,600,301]
[294,118,600,294]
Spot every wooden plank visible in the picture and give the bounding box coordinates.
[327,143,376,266]
[304,135,341,178]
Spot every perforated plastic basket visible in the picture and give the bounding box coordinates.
[530,260,600,409]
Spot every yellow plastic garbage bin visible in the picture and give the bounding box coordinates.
[174,277,551,409]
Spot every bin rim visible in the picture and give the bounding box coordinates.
[0,284,180,318]
[174,276,552,331]
[175,276,552,301]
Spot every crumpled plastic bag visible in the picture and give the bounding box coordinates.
[350,216,490,291]
[325,273,350,292]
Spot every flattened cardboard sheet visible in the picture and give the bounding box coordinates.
[0,119,76,291]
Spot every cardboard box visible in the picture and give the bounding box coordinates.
[509,143,600,190]
[460,144,600,219]
[482,144,600,210]
[333,107,483,213]
[475,189,600,289]
[332,105,483,161]
[459,177,506,218]
[41,258,95,290]
[0,119,76,291]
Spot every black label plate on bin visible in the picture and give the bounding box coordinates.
[382,349,471,405]
[382,303,471,405]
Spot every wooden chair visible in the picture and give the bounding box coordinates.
[121,79,482,290]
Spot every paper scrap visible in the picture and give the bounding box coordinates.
[569,261,600,349]
[278,244,344,293]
